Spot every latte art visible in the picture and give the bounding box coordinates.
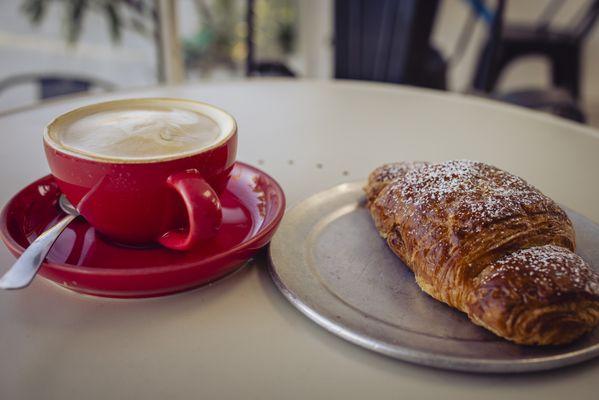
[56,105,223,159]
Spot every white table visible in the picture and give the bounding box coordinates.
[1,80,598,400]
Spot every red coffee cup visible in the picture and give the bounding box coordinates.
[44,98,237,251]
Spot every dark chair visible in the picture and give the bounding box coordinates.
[0,73,115,101]
[472,0,599,123]
[334,0,446,90]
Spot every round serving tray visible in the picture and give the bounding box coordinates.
[268,182,599,373]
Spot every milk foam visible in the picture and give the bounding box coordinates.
[56,105,222,159]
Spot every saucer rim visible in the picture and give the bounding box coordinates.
[0,161,285,275]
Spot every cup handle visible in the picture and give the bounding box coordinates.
[158,169,222,251]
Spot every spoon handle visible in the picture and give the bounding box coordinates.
[0,214,77,290]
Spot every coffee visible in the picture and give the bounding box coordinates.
[52,103,223,160]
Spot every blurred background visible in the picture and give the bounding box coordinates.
[1,0,598,126]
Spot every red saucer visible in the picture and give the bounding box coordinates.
[0,162,285,298]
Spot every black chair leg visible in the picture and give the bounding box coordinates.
[551,46,581,99]
[473,42,507,93]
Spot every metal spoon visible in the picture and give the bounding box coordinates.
[0,195,79,290]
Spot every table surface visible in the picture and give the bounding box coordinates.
[1,79,598,400]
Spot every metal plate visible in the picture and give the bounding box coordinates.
[268,182,599,373]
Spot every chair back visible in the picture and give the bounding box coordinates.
[334,0,445,89]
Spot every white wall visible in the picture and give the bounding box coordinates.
[292,0,333,79]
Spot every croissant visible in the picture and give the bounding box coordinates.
[365,160,599,345]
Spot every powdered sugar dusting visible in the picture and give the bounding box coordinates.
[371,161,428,183]
[393,160,560,232]
[481,245,599,296]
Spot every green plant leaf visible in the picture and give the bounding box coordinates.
[66,0,87,44]
[21,0,46,25]
[104,2,122,43]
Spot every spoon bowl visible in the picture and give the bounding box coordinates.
[59,194,79,216]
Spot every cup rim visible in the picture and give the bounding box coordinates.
[44,97,237,164]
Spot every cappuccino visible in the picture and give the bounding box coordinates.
[48,100,230,161]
